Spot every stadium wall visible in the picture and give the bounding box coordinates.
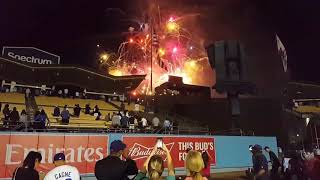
[0,132,277,179]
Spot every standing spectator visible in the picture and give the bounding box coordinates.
[19,110,28,131]
[163,118,171,132]
[61,106,70,125]
[201,151,213,178]
[264,146,281,180]
[2,104,10,127]
[85,104,91,114]
[252,144,269,180]
[58,90,62,97]
[141,117,148,128]
[95,140,138,180]
[25,88,31,98]
[63,88,68,98]
[185,150,208,180]
[12,151,42,180]
[152,116,160,130]
[52,106,60,117]
[120,111,129,128]
[112,112,121,128]
[135,143,175,180]
[9,107,20,127]
[44,152,80,180]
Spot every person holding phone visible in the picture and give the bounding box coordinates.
[135,140,175,180]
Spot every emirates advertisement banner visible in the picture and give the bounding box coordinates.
[0,134,108,179]
[123,136,216,168]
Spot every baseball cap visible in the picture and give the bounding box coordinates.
[54,153,66,161]
[110,140,127,152]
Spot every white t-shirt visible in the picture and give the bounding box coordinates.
[44,165,80,180]
[141,118,147,127]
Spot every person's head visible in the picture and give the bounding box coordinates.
[110,140,127,157]
[53,152,66,167]
[148,155,164,180]
[264,146,271,152]
[40,109,45,115]
[21,109,27,115]
[23,151,42,169]
[201,151,209,168]
[5,104,9,108]
[186,150,205,180]
[252,144,263,154]
[13,107,17,111]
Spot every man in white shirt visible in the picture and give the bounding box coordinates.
[152,116,160,129]
[141,117,148,128]
[44,153,80,180]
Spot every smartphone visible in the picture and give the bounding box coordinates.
[156,138,163,149]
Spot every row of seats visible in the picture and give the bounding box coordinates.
[294,105,320,113]
[0,93,25,104]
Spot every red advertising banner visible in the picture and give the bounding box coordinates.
[123,136,215,169]
[0,133,108,179]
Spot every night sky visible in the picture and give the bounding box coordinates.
[0,0,319,83]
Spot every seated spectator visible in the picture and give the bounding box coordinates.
[61,106,70,125]
[134,103,140,112]
[111,112,121,128]
[105,113,111,122]
[128,112,135,130]
[19,110,28,131]
[2,104,10,127]
[75,91,80,98]
[120,111,129,128]
[63,88,69,98]
[73,104,81,117]
[92,105,102,120]
[85,104,91,114]
[95,140,138,180]
[135,143,175,180]
[52,106,60,117]
[152,116,160,130]
[34,110,48,130]
[58,90,63,97]
[25,88,31,98]
[9,107,20,127]
[185,150,208,180]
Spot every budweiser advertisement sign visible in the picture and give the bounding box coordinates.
[123,136,216,168]
[0,133,108,179]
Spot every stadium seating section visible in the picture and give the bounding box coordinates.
[0,93,26,119]
[294,105,320,113]
[36,96,116,129]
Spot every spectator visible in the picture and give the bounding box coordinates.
[63,88,68,98]
[2,104,10,127]
[129,112,135,130]
[201,151,213,178]
[134,103,140,112]
[264,146,281,180]
[105,113,111,122]
[95,140,138,180]
[252,144,269,180]
[34,109,48,130]
[58,90,62,97]
[152,116,160,130]
[112,112,121,128]
[120,111,129,128]
[185,150,208,180]
[75,91,80,98]
[135,143,175,180]
[52,106,60,117]
[85,104,91,114]
[25,88,31,98]
[13,151,42,180]
[163,118,171,132]
[44,152,80,180]
[61,106,70,125]
[19,110,28,131]
[141,117,148,128]
[9,107,20,127]
[73,104,81,117]
[93,105,102,120]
